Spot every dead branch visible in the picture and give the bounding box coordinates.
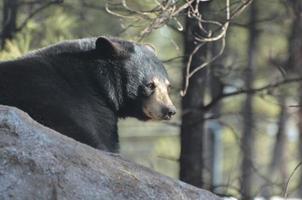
[180,0,230,96]
[283,162,302,198]
[16,0,63,32]
[201,76,302,112]
[105,0,253,96]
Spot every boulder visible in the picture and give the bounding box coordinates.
[0,105,221,200]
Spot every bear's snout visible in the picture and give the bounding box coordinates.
[161,105,176,120]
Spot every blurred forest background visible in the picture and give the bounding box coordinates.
[1,0,302,199]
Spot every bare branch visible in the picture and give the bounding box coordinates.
[106,0,254,96]
[202,76,302,112]
[16,0,63,32]
[162,56,184,63]
[181,0,230,96]
[283,162,302,198]
[180,42,206,96]
[230,0,253,19]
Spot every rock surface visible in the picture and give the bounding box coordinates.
[0,105,221,200]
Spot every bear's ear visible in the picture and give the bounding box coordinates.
[95,37,126,58]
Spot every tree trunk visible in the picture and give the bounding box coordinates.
[208,43,224,193]
[261,96,288,198]
[240,1,258,199]
[287,0,302,197]
[179,1,210,188]
[298,103,302,197]
[1,0,19,49]
[272,96,288,187]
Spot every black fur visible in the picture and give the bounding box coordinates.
[0,37,169,152]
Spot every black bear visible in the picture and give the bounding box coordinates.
[0,37,176,152]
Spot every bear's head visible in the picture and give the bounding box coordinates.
[95,37,176,121]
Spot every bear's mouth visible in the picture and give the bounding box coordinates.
[143,109,170,121]
[141,113,152,121]
[162,115,172,120]
[144,110,156,121]
[141,108,156,121]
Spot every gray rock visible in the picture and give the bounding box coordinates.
[0,105,221,200]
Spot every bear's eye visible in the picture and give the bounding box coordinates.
[147,82,156,91]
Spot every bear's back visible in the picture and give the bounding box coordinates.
[25,38,97,57]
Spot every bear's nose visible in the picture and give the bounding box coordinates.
[162,106,176,119]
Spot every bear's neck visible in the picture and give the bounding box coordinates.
[44,53,121,151]
[46,52,125,112]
